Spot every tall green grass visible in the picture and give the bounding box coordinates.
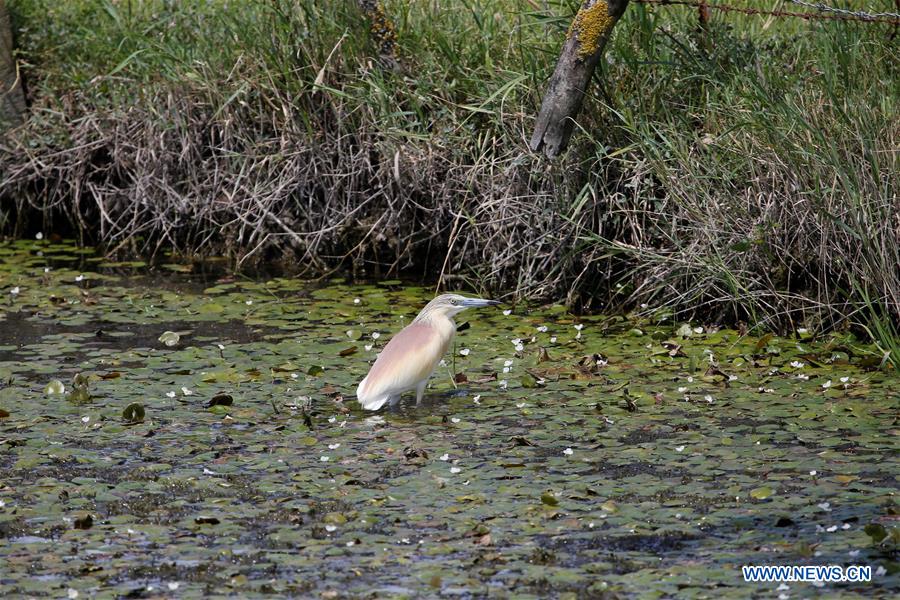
[1,0,897,366]
[595,3,897,364]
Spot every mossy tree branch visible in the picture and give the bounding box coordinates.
[357,0,399,70]
[530,0,629,158]
[0,0,26,129]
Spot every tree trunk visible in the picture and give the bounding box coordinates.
[0,0,25,129]
[530,0,629,158]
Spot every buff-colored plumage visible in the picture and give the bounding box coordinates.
[356,294,499,410]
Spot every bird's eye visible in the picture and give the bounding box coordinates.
[450,298,459,306]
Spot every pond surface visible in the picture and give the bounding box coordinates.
[0,239,897,598]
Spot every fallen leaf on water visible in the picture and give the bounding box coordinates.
[472,372,497,383]
[207,393,234,407]
[403,446,428,461]
[73,514,93,530]
[509,436,535,447]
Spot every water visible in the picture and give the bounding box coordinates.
[0,239,897,598]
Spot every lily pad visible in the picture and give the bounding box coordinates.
[122,402,145,424]
[44,379,65,395]
[540,492,560,506]
[750,486,775,500]
[158,331,180,347]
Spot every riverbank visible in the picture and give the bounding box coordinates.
[1,1,897,362]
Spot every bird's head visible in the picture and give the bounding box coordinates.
[416,293,500,321]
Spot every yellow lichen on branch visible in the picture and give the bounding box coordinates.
[359,0,397,61]
[567,1,614,60]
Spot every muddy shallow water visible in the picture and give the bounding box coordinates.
[0,239,897,598]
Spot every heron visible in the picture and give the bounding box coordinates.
[356,293,500,410]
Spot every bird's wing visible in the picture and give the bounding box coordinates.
[357,322,448,408]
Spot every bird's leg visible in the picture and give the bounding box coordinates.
[415,380,428,405]
[387,394,401,407]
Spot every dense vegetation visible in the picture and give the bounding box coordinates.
[1,0,897,362]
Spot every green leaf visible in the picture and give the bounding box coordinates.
[45,379,65,396]
[864,523,887,544]
[755,334,774,352]
[197,302,225,314]
[600,500,618,513]
[107,49,147,76]
[122,403,145,424]
[750,486,774,500]
[66,387,91,404]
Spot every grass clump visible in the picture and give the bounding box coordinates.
[0,0,897,363]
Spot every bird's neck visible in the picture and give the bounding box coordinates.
[415,312,457,337]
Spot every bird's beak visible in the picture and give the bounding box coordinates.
[460,297,501,308]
